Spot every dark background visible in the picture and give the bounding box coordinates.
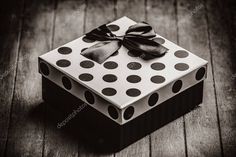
[0,0,235,156]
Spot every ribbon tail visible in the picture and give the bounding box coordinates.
[81,40,121,64]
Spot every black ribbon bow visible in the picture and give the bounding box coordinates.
[81,22,168,64]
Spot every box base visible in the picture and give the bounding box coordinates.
[42,77,203,152]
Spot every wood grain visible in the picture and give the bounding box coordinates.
[116,0,146,21]
[146,0,186,156]
[177,0,222,156]
[85,0,115,32]
[0,0,235,156]
[53,0,86,48]
[206,0,236,156]
[0,0,24,156]
[43,0,85,157]
[4,0,55,156]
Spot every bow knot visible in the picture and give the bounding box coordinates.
[81,22,168,64]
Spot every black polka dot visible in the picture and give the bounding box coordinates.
[81,48,88,52]
[172,80,182,93]
[40,62,49,76]
[127,50,142,57]
[153,37,165,44]
[148,93,159,107]
[62,76,72,90]
[151,75,165,84]
[56,59,71,67]
[84,91,95,104]
[108,106,118,119]
[82,36,95,43]
[103,61,118,69]
[151,62,165,70]
[79,73,93,81]
[107,24,120,31]
[58,47,72,54]
[175,63,189,71]
[195,67,206,80]
[102,88,117,96]
[111,51,119,56]
[80,60,94,68]
[127,62,142,70]
[103,74,117,82]
[126,75,141,83]
[174,50,189,58]
[126,88,141,97]
[124,106,134,120]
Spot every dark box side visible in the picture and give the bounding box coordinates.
[42,77,203,153]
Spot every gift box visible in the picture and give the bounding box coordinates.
[38,17,207,152]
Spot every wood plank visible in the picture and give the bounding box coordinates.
[0,0,24,156]
[53,0,86,48]
[206,0,236,156]
[216,0,235,45]
[115,136,149,157]
[116,0,146,21]
[43,1,85,157]
[176,0,222,156]
[4,0,55,156]
[78,0,115,156]
[85,0,115,32]
[146,0,186,156]
[115,0,150,157]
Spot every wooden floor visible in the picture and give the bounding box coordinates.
[0,0,235,156]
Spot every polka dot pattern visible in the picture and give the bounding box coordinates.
[107,24,120,31]
[40,62,49,76]
[126,88,141,97]
[151,75,165,84]
[127,62,142,70]
[56,59,71,67]
[80,60,94,68]
[174,50,189,58]
[102,88,117,96]
[126,75,141,83]
[58,47,72,54]
[104,61,118,69]
[196,67,206,80]
[79,73,93,81]
[148,93,159,107]
[84,91,95,104]
[108,106,118,119]
[62,76,72,90]
[39,18,208,124]
[172,80,182,93]
[175,63,189,71]
[103,74,117,82]
[124,106,134,120]
[151,62,165,71]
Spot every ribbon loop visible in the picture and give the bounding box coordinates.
[81,22,168,64]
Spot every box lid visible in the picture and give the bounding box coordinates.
[39,17,208,124]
